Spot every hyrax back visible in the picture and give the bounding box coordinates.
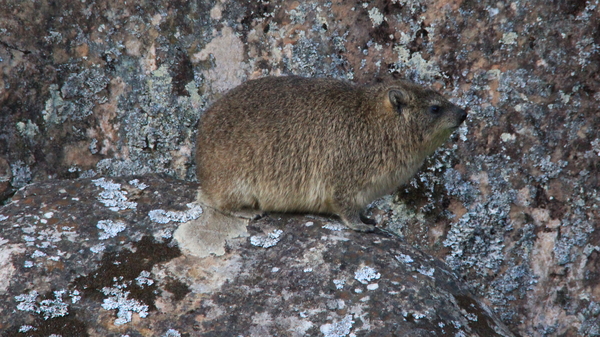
[196,76,466,232]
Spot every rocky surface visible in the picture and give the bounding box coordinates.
[1,0,599,335]
[0,175,514,336]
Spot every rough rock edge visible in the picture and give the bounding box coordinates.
[0,175,515,336]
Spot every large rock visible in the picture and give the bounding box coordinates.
[1,0,599,335]
[0,175,514,336]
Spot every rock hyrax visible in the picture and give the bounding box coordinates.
[196,76,466,232]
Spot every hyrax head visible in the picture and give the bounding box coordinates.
[377,81,467,156]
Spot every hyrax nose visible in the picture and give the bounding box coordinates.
[457,108,467,124]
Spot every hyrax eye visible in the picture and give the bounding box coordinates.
[429,105,442,115]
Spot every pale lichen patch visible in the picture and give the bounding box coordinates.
[90,243,106,253]
[250,229,284,248]
[367,7,384,27]
[18,325,35,333]
[101,284,149,325]
[395,253,414,264]
[163,329,182,337]
[500,133,516,142]
[322,223,345,231]
[92,178,137,211]
[97,220,127,240]
[366,283,379,291]
[417,266,435,278]
[333,279,345,290]
[354,266,381,285]
[128,179,148,190]
[148,203,203,224]
[500,32,518,45]
[320,315,354,337]
[135,270,154,288]
[15,290,74,320]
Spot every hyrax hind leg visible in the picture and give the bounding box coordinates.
[197,187,265,220]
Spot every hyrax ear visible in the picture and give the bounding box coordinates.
[387,89,409,114]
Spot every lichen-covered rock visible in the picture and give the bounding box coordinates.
[1,0,599,335]
[0,175,514,336]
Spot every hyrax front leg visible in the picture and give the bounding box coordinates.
[197,189,266,221]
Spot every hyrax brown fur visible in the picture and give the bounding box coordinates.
[195,76,467,232]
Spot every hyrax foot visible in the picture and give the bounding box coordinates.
[342,212,376,232]
[229,209,266,221]
[359,212,377,225]
[344,221,376,232]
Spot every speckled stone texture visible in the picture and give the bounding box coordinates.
[0,175,513,336]
[0,0,599,336]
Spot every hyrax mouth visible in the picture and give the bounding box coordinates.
[450,108,468,129]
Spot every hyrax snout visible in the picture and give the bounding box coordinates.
[195,76,466,232]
